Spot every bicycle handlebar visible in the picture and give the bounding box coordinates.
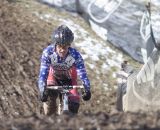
[46,85,84,90]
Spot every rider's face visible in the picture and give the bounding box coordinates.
[56,44,70,58]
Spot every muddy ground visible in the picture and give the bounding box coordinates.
[0,0,160,129]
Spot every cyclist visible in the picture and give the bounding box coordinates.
[38,25,91,115]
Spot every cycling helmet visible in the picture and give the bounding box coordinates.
[52,25,74,46]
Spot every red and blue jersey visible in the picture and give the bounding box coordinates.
[38,44,90,92]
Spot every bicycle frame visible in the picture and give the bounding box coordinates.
[46,85,84,115]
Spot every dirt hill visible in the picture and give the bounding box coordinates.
[0,0,160,129]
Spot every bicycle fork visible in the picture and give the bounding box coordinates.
[63,93,69,112]
[58,93,69,115]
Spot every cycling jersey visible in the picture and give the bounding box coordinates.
[38,44,90,92]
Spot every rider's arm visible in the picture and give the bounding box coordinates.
[74,52,90,91]
[38,48,51,92]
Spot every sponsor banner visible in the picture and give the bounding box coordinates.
[39,0,160,63]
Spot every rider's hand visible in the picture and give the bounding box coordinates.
[40,89,48,102]
[38,82,48,102]
[82,89,91,101]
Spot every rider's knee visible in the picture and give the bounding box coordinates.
[43,91,59,115]
[69,102,80,114]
